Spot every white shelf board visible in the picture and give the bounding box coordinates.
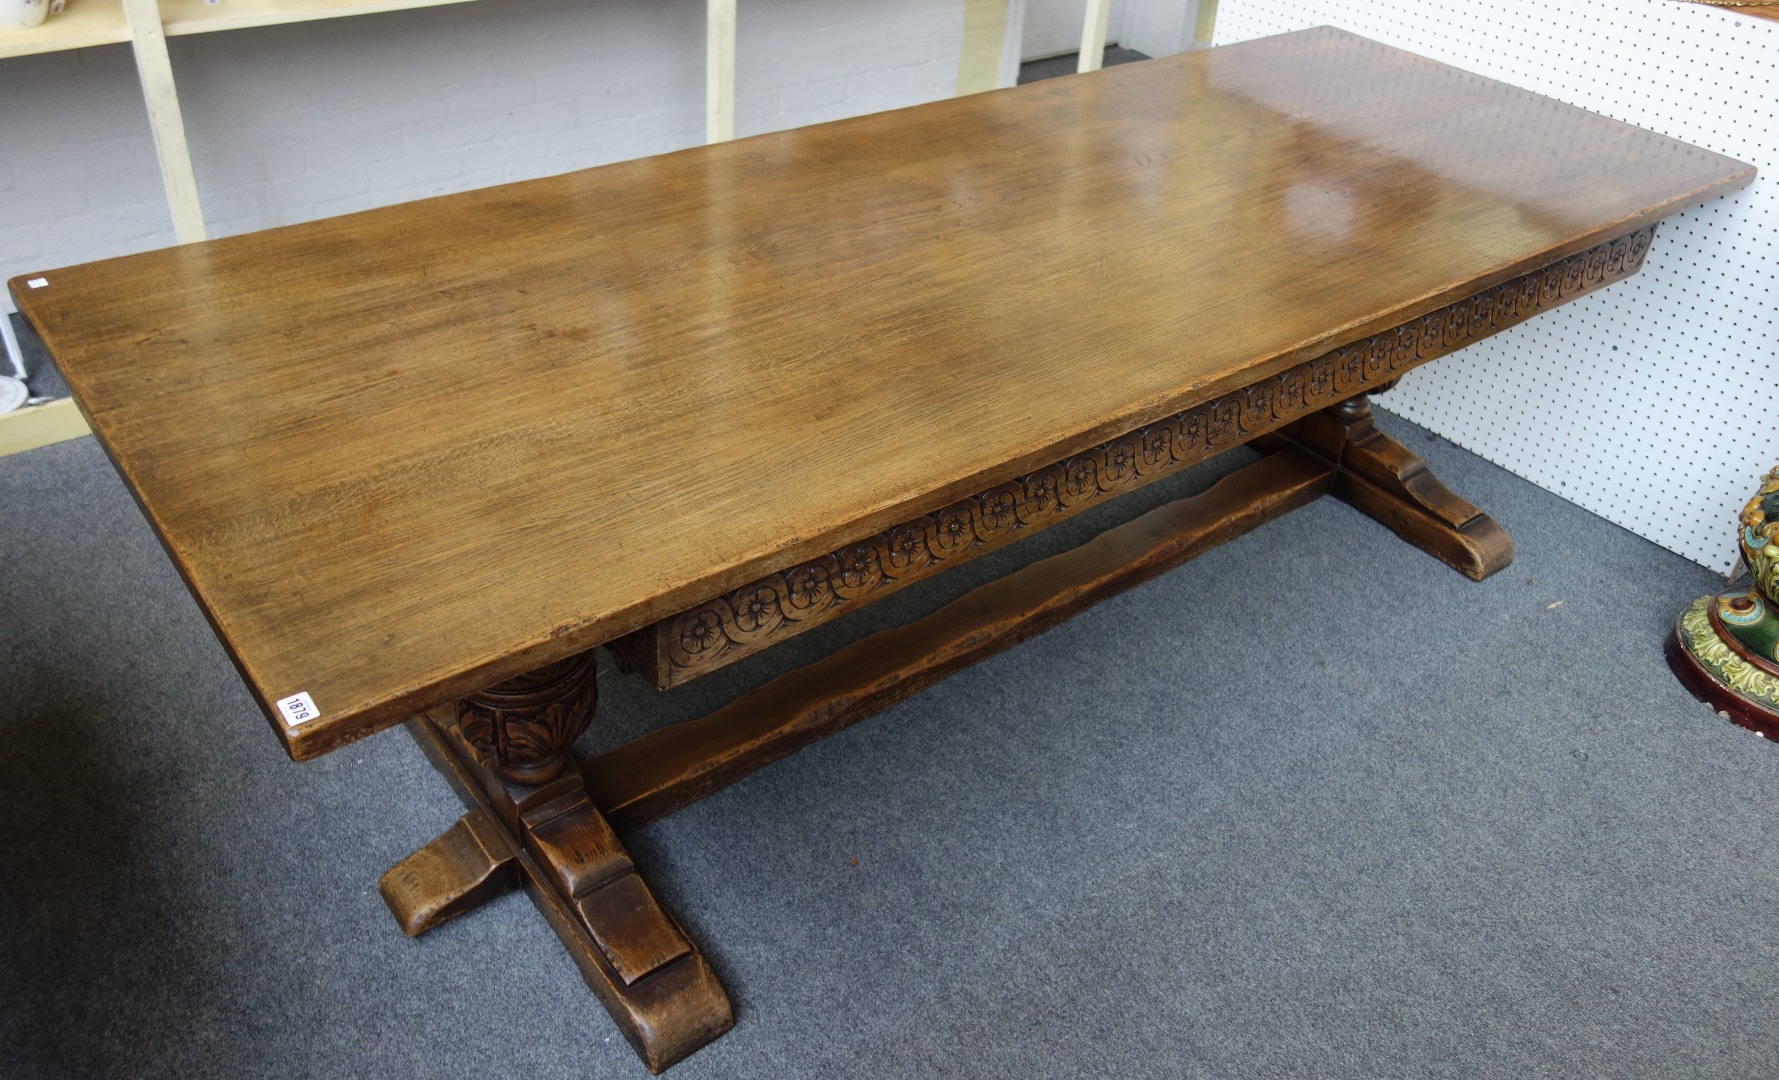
[0,0,128,59]
[159,0,480,36]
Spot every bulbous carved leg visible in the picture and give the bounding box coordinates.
[382,650,733,1073]
[1268,392,1513,581]
[459,651,598,785]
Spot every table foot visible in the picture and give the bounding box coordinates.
[394,652,733,1073]
[1266,394,1513,581]
[497,765,731,1074]
[379,808,517,936]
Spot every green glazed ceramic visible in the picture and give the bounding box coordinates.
[1669,465,1779,739]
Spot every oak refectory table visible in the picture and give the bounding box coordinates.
[11,28,1754,1073]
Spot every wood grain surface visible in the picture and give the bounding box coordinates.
[9,27,1754,759]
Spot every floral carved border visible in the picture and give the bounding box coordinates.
[616,226,1654,689]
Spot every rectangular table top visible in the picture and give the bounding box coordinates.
[12,27,1753,760]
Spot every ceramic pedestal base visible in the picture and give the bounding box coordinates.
[1666,592,1779,740]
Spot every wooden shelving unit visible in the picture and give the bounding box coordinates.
[0,0,739,454]
[0,0,755,251]
[0,0,501,58]
[0,0,1146,259]
[0,0,1163,455]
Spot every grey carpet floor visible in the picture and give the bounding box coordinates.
[3,411,1777,1079]
[1018,46,1151,85]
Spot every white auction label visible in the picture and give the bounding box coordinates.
[276,691,320,727]
[26,278,47,289]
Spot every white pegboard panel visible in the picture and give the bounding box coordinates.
[1216,0,1774,571]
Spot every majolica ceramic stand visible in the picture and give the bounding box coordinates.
[1668,466,1779,738]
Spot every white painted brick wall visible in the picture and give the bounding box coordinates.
[0,0,967,288]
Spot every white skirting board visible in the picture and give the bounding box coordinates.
[1217,0,1777,572]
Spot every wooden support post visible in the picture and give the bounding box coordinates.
[999,0,1027,88]
[120,0,206,244]
[1193,0,1218,46]
[957,0,1014,96]
[706,0,736,144]
[1077,0,1112,73]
